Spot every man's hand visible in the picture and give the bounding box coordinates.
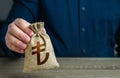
[5,18,34,54]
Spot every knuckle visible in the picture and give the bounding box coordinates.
[5,33,10,44]
[15,18,24,25]
[9,45,19,53]
[5,36,8,44]
[8,23,15,31]
[5,36,13,50]
[16,18,30,26]
[15,40,21,47]
[17,32,22,37]
[6,41,12,50]
[15,18,23,22]
[5,33,8,40]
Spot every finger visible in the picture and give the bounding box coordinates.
[8,44,24,54]
[5,33,27,51]
[5,34,24,54]
[42,28,46,33]
[14,18,34,36]
[8,23,30,44]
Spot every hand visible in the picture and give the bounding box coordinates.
[5,18,34,54]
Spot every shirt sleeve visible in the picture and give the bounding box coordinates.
[0,0,40,58]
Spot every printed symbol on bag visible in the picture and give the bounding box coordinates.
[32,41,49,65]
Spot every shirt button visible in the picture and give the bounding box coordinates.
[81,6,86,11]
[81,28,86,32]
[82,49,86,53]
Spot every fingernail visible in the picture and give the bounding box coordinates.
[20,43,27,49]
[24,35,30,43]
[29,31,34,36]
[25,37,30,43]
[42,28,46,33]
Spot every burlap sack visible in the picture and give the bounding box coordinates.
[23,22,59,72]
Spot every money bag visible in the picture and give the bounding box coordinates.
[23,22,59,72]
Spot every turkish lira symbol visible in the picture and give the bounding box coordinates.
[32,41,49,65]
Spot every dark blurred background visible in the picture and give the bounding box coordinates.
[0,0,13,20]
[0,0,13,56]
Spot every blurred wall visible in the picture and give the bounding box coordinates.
[0,0,13,20]
[0,0,13,56]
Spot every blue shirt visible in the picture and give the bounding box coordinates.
[1,0,120,57]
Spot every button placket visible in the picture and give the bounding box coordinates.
[79,0,88,56]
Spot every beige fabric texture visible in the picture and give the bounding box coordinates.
[23,22,59,73]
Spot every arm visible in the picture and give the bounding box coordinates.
[0,0,40,58]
